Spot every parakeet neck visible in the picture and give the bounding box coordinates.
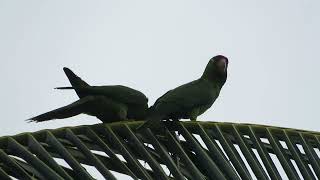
[201,67,227,87]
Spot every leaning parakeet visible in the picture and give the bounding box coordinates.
[138,55,228,130]
[28,67,148,123]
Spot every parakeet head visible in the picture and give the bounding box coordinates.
[201,55,228,85]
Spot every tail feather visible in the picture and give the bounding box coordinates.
[54,87,74,90]
[137,104,173,131]
[27,96,94,123]
[136,113,164,131]
[63,67,89,98]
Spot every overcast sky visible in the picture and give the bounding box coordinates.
[0,1,319,179]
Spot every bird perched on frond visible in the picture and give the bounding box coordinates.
[137,55,228,130]
[28,67,148,123]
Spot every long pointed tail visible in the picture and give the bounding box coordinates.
[136,117,162,131]
[61,67,89,98]
[55,87,74,90]
[27,96,94,122]
[136,109,164,131]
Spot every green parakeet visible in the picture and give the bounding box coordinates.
[138,55,228,129]
[28,67,148,123]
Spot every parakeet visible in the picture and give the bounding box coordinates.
[28,67,148,123]
[138,55,228,130]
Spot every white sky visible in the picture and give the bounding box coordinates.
[0,1,319,179]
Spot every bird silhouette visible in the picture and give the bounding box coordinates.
[138,55,228,130]
[28,67,148,123]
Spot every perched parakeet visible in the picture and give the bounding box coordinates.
[28,67,148,123]
[138,55,228,129]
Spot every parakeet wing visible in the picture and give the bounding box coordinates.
[153,79,216,113]
[77,85,148,105]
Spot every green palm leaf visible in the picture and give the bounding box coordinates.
[0,121,319,179]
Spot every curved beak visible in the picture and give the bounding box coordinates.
[217,58,227,72]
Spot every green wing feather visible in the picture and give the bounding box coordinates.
[77,85,148,105]
[152,79,219,116]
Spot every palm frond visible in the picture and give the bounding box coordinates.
[0,121,319,179]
